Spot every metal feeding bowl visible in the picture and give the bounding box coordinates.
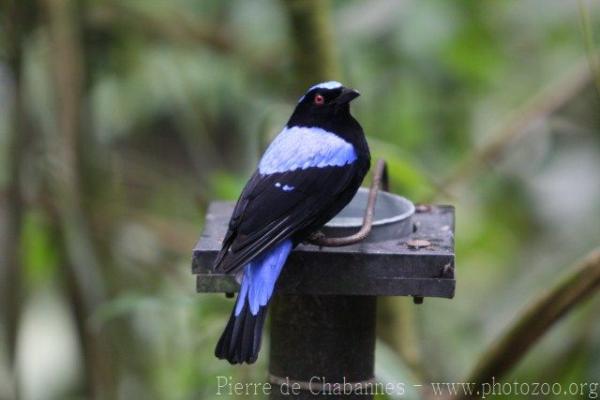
[192,159,455,298]
[322,187,415,243]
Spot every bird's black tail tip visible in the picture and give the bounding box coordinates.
[215,300,268,364]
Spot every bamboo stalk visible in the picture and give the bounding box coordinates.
[434,60,593,200]
[1,1,27,397]
[41,0,106,317]
[378,297,427,382]
[41,0,116,396]
[87,1,233,52]
[453,248,600,400]
[577,0,600,96]
[281,0,340,91]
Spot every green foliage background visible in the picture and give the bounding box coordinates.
[0,0,599,399]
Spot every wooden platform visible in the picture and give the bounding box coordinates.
[192,201,455,299]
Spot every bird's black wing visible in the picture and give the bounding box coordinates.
[213,164,360,274]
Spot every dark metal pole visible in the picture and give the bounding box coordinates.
[269,294,376,399]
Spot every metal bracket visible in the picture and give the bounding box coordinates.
[307,159,389,247]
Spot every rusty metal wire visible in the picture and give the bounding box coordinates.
[307,159,389,247]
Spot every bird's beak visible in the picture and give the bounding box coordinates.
[335,87,360,105]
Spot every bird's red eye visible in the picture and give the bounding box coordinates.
[314,94,325,105]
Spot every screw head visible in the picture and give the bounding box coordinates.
[407,239,431,249]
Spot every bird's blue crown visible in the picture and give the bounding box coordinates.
[298,81,343,102]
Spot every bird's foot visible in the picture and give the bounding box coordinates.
[306,230,326,244]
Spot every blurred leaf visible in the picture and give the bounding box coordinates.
[21,209,59,287]
[457,248,600,399]
[375,340,422,400]
[208,170,247,201]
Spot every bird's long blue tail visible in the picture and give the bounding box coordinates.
[215,240,292,364]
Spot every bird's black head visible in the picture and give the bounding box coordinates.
[286,81,361,130]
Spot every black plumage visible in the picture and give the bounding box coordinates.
[213,82,370,364]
